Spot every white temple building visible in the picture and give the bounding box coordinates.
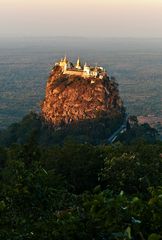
[55,56,108,79]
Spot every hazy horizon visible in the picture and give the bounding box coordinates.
[0,0,162,38]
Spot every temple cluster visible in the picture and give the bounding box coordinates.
[54,56,108,79]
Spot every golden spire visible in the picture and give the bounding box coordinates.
[77,57,80,66]
[64,55,68,63]
[76,57,82,69]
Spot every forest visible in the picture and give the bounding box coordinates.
[0,113,162,239]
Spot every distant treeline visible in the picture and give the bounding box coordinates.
[0,111,159,147]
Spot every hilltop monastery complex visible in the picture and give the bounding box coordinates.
[54,56,108,79]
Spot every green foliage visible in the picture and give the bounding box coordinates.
[0,140,161,239]
[148,234,162,240]
[0,112,124,147]
[100,143,162,194]
[80,187,162,239]
[0,146,7,168]
[0,111,158,147]
[0,112,42,147]
[41,141,106,193]
[118,122,159,144]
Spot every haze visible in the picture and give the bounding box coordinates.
[0,0,162,38]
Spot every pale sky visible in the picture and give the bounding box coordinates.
[0,0,162,38]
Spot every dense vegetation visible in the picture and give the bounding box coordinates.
[0,112,159,147]
[117,115,159,144]
[0,112,125,146]
[0,138,162,239]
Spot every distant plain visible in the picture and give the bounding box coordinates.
[0,37,162,132]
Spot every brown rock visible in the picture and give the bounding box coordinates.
[41,66,124,126]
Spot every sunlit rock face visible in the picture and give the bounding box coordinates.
[41,65,124,127]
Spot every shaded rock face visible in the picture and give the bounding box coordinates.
[41,66,124,126]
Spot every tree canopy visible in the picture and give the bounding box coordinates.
[0,140,162,239]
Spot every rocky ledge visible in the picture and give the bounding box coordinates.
[41,66,124,127]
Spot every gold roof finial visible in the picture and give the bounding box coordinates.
[76,57,81,66]
[63,54,68,63]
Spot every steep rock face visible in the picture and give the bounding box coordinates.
[41,66,124,126]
